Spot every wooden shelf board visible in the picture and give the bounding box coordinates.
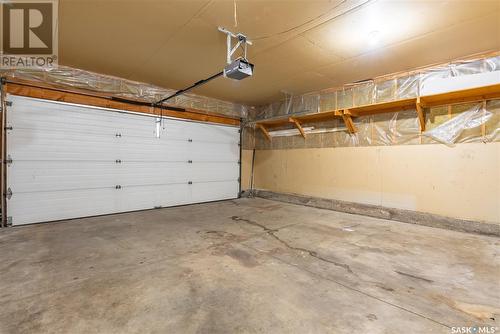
[346,98,417,117]
[255,110,341,128]
[255,119,290,128]
[296,110,342,123]
[419,83,500,107]
[254,83,500,137]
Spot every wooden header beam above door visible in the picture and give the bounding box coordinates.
[3,81,240,127]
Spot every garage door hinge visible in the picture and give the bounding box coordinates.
[6,217,12,226]
[188,160,193,164]
[115,133,122,137]
[237,160,241,164]
[4,126,12,131]
[115,159,122,164]
[188,181,193,185]
[188,139,193,142]
[4,155,12,166]
[115,185,122,189]
[5,101,12,107]
[5,187,12,200]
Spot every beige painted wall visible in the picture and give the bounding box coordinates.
[246,143,500,224]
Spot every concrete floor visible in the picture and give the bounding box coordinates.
[0,198,499,334]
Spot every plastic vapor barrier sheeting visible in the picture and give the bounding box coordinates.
[0,65,248,118]
[246,101,500,150]
[253,55,500,120]
[246,53,500,150]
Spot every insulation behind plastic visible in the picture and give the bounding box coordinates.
[251,102,499,150]
[0,65,248,118]
[254,54,499,118]
[249,53,500,150]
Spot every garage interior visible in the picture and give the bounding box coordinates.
[0,0,499,333]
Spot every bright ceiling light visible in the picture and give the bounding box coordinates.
[368,30,380,46]
[330,2,416,53]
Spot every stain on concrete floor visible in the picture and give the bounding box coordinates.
[0,198,498,334]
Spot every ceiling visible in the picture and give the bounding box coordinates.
[59,0,500,106]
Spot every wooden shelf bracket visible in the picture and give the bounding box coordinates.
[257,123,272,141]
[289,117,306,139]
[252,83,500,139]
[416,98,426,132]
[342,110,357,134]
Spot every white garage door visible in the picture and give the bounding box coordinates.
[5,95,240,226]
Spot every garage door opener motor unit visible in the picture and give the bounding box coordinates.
[219,27,254,80]
[155,27,253,106]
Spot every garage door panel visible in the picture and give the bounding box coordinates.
[8,129,118,161]
[118,138,238,162]
[8,188,122,225]
[190,163,240,182]
[10,117,120,137]
[117,163,190,185]
[7,161,119,192]
[117,139,191,162]
[163,119,239,144]
[116,166,191,186]
[8,183,194,226]
[122,122,232,141]
[101,162,239,186]
[6,95,240,226]
[191,181,240,203]
[7,178,237,227]
[119,136,186,146]
[7,99,205,143]
[114,163,237,185]
[120,184,192,210]
[9,161,240,194]
[8,128,114,144]
[187,122,239,143]
[9,127,117,142]
[190,142,240,162]
[9,104,128,135]
[9,146,117,161]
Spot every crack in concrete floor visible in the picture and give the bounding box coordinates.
[246,242,452,330]
[2,199,495,333]
[231,215,354,274]
[231,215,452,330]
